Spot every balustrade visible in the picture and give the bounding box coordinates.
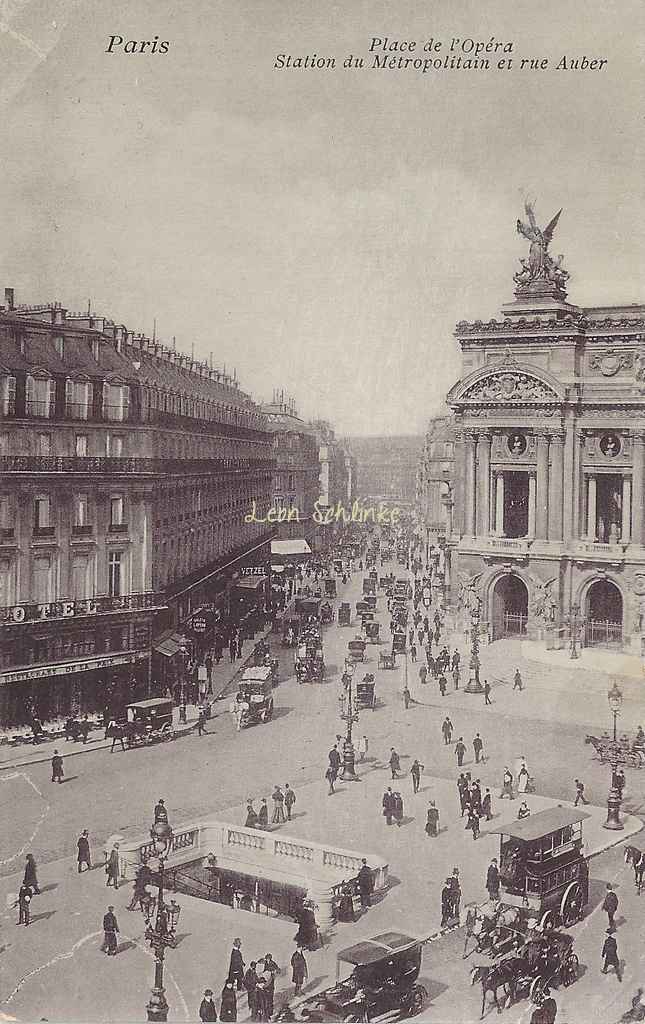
[226,828,265,851]
[274,839,314,862]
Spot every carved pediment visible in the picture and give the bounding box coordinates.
[462,371,559,404]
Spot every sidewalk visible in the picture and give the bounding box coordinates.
[0,623,274,772]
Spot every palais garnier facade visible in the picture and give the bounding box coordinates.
[418,205,645,654]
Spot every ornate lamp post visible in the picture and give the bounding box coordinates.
[603,681,624,831]
[144,821,181,1021]
[566,603,582,660]
[339,659,360,782]
[464,599,483,694]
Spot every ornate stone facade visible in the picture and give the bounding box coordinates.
[420,214,645,654]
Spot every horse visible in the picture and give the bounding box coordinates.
[470,958,524,1018]
[624,846,645,894]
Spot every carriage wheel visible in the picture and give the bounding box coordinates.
[562,953,579,986]
[530,976,548,1005]
[560,882,582,925]
[407,985,428,1017]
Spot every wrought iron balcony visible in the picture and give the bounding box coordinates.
[72,524,94,536]
[108,522,129,533]
[0,455,275,476]
[33,525,55,538]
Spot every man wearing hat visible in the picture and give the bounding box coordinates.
[199,989,218,1021]
[601,928,622,980]
[101,905,119,955]
[51,749,64,784]
[77,830,91,873]
[106,843,120,888]
[154,798,168,824]
[357,858,374,908]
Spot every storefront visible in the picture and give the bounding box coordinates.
[0,649,150,728]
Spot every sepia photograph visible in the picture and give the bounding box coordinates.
[0,0,644,1021]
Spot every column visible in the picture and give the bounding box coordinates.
[536,433,549,539]
[495,473,505,536]
[464,433,476,536]
[548,433,564,541]
[621,477,632,543]
[586,475,597,540]
[476,433,492,537]
[632,433,644,546]
[528,474,536,538]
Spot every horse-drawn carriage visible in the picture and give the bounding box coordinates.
[295,631,325,683]
[364,621,380,644]
[485,806,590,931]
[324,578,338,598]
[364,594,377,611]
[471,930,579,1017]
[338,602,352,627]
[320,600,334,625]
[362,577,377,596]
[355,675,377,710]
[378,650,396,670]
[348,638,367,663]
[115,698,176,748]
[585,732,645,768]
[281,617,300,648]
[392,632,407,655]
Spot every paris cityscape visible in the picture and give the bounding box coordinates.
[1,1,644,1023]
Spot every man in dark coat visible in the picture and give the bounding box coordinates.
[17,884,31,926]
[440,881,453,926]
[291,948,308,996]
[482,788,493,820]
[228,938,245,990]
[101,906,119,955]
[199,989,218,1021]
[77,830,91,872]
[154,798,168,824]
[471,780,482,816]
[243,963,259,1018]
[389,748,401,779]
[51,750,64,783]
[601,928,622,979]
[473,734,484,764]
[357,858,374,907]
[466,807,480,840]
[455,737,466,767]
[258,799,269,828]
[486,858,500,900]
[602,884,619,929]
[328,745,341,775]
[284,784,296,820]
[442,717,453,745]
[410,759,423,794]
[382,787,394,826]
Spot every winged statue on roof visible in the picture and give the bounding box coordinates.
[514,201,570,289]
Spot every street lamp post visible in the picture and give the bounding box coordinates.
[144,821,181,1022]
[339,660,360,782]
[567,604,581,660]
[464,601,483,694]
[603,681,624,831]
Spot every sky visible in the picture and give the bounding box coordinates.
[0,0,643,435]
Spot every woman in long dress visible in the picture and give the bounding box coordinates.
[220,981,237,1022]
[517,760,529,794]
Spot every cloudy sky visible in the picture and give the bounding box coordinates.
[0,0,643,434]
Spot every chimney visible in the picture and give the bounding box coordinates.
[4,288,14,310]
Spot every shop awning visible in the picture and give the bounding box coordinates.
[153,631,186,658]
[234,577,264,591]
[271,539,312,561]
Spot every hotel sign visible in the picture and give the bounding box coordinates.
[0,593,157,626]
[0,650,148,686]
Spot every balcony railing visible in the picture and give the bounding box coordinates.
[33,525,55,538]
[0,527,15,540]
[108,522,129,533]
[71,524,94,536]
[0,590,161,626]
[0,455,275,475]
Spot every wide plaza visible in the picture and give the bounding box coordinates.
[1,560,644,1023]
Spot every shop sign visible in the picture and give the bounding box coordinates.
[240,566,267,578]
[191,616,207,633]
[1,650,148,686]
